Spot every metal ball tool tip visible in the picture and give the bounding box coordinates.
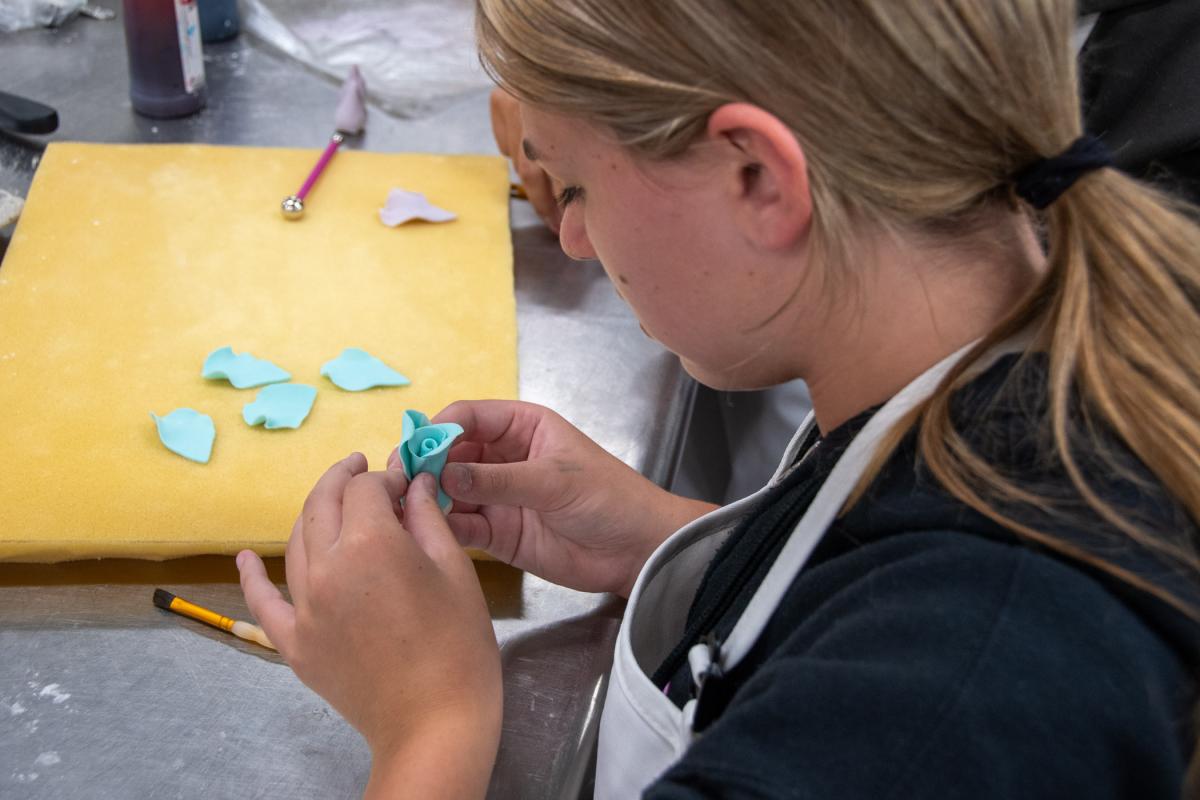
[281,194,304,219]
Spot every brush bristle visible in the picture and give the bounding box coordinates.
[152,588,176,610]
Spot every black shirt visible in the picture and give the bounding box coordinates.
[646,354,1199,799]
[1081,0,1200,204]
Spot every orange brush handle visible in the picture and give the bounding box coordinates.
[169,596,235,633]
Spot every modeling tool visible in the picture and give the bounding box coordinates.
[153,589,275,650]
[281,65,367,220]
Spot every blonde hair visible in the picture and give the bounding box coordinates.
[478,0,1200,777]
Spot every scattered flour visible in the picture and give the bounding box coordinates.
[34,752,61,767]
[0,188,23,227]
[38,684,70,704]
[7,701,26,715]
[12,772,39,783]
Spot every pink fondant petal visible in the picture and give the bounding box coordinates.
[379,188,457,226]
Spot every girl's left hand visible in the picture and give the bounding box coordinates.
[236,454,502,798]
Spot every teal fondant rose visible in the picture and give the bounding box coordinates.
[396,409,464,513]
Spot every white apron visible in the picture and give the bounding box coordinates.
[595,340,1018,798]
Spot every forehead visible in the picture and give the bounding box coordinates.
[518,105,614,164]
[517,103,702,199]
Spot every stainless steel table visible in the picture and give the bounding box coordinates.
[0,12,696,799]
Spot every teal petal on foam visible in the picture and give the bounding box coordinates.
[397,409,464,512]
[202,346,291,389]
[320,348,411,391]
[151,408,215,464]
[243,384,318,430]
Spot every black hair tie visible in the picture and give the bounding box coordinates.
[1013,135,1113,210]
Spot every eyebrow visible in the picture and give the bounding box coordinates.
[522,139,540,161]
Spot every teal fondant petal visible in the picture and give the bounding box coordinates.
[319,348,411,391]
[243,384,318,429]
[151,408,215,464]
[395,408,463,512]
[398,408,429,474]
[202,346,291,389]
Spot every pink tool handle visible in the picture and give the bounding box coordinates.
[296,135,343,200]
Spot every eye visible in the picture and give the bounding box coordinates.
[555,185,584,208]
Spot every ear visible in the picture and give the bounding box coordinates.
[705,103,812,251]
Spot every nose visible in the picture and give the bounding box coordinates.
[558,207,597,261]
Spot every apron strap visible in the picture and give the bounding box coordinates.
[700,334,1029,681]
[767,412,820,487]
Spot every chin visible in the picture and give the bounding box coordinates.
[679,357,775,392]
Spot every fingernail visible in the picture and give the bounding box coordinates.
[235,551,246,570]
[445,463,471,492]
[415,472,436,494]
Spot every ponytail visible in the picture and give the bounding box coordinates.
[882,169,1200,622]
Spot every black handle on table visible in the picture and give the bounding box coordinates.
[0,91,59,134]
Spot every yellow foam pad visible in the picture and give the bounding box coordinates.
[0,143,516,562]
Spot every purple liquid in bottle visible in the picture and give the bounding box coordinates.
[122,0,207,118]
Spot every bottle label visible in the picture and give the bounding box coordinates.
[173,0,206,94]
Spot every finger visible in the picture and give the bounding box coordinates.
[285,515,308,606]
[445,438,483,464]
[386,446,403,471]
[433,400,544,462]
[447,497,481,516]
[441,459,568,512]
[445,507,523,565]
[340,470,409,537]
[404,472,470,566]
[437,442,486,514]
[237,549,297,658]
[445,512,493,551]
[489,88,517,157]
[512,151,557,223]
[301,453,368,554]
[519,167,560,232]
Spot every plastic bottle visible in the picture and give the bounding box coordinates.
[198,0,239,43]
[122,0,207,118]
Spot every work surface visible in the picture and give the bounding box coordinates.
[0,142,518,561]
[0,11,696,799]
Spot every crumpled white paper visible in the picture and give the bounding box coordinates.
[0,0,85,32]
[242,0,491,119]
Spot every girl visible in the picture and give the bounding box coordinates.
[237,1,1200,797]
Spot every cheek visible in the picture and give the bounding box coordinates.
[585,186,717,332]
[587,201,655,278]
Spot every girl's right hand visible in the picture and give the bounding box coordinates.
[396,400,716,597]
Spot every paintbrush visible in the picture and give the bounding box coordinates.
[280,65,368,220]
[153,588,275,650]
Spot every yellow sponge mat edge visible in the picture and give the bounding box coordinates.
[0,143,517,562]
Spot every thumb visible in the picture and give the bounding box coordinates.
[441,460,567,511]
[403,472,467,566]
